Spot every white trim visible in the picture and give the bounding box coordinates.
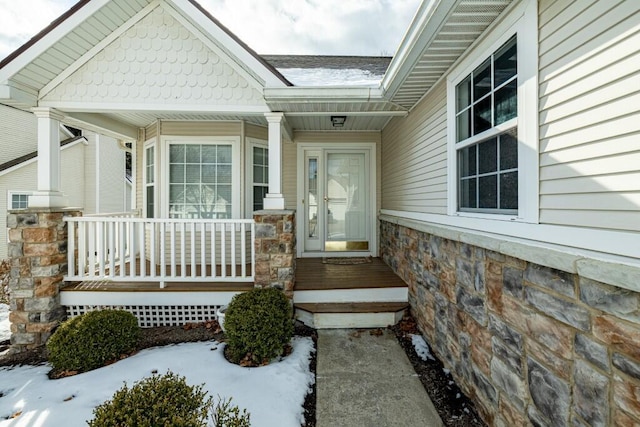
[245,137,268,217]
[446,0,538,223]
[162,1,272,92]
[296,142,378,258]
[143,138,156,218]
[39,0,162,99]
[380,209,640,292]
[7,191,33,210]
[168,0,287,88]
[0,137,87,177]
[60,290,241,307]
[0,0,113,83]
[161,136,242,219]
[38,102,271,114]
[95,134,101,212]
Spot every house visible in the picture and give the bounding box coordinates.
[0,104,130,259]
[1,0,639,425]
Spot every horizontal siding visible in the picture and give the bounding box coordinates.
[98,135,126,213]
[283,141,297,210]
[145,122,157,140]
[160,121,241,136]
[381,80,448,214]
[538,0,640,232]
[0,105,37,163]
[245,123,268,140]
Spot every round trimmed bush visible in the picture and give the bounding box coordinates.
[225,287,293,365]
[47,309,140,373]
[88,371,211,427]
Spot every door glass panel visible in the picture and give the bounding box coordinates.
[307,158,318,239]
[326,153,366,242]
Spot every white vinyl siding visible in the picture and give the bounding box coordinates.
[0,105,37,163]
[538,0,640,232]
[160,121,241,137]
[381,81,448,215]
[97,135,126,213]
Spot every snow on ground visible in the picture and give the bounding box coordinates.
[278,68,383,86]
[411,334,435,362]
[0,304,9,342]
[0,337,314,427]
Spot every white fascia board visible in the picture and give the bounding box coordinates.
[64,112,138,142]
[264,87,386,102]
[0,0,113,83]
[381,0,459,99]
[40,101,271,115]
[168,0,288,88]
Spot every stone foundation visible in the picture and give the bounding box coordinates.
[253,210,296,298]
[380,219,640,426]
[7,208,82,352]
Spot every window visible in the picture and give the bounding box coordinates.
[455,36,518,214]
[10,193,30,210]
[144,144,155,218]
[169,144,233,219]
[251,145,268,211]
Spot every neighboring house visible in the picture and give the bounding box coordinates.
[0,0,638,425]
[0,105,129,259]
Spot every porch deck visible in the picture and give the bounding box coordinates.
[295,257,407,290]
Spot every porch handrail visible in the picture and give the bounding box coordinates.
[84,210,141,218]
[65,216,255,286]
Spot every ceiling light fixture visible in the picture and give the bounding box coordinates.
[330,116,346,128]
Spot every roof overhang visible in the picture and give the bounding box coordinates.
[381,0,513,110]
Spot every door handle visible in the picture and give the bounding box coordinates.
[324,196,328,202]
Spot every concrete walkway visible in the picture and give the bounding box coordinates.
[316,329,443,427]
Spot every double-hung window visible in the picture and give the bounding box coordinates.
[448,0,538,222]
[456,36,518,213]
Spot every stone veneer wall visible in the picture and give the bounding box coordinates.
[380,219,640,427]
[253,210,296,298]
[7,208,82,353]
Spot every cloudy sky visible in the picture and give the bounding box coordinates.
[0,0,420,61]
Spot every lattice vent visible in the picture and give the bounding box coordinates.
[65,305,222,328]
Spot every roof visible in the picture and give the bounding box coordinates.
[0,135,87,173]
[0,0,515,132]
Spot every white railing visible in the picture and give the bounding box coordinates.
[65,217,255,286]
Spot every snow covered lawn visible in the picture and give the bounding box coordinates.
[0,310,314,427]
[0,304,9,343]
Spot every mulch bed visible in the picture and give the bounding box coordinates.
[1,316,480,427]
[390,313,486,427]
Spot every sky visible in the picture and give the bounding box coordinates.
[0,0,421,61]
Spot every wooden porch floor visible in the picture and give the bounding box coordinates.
[62,257,406,293]
[295,257,406,291]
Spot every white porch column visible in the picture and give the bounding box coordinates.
[29,107,68,208]
[263,112,285,210]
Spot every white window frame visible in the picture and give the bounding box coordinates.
[446,0,538,223]
[143,139,156,219]
[8,191,33,210]
[245,138,268,217]
[162,136,241,219]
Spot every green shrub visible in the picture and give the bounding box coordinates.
[47,309,140,373]
[225,287,293,365]
[211,396,251,427]
[88,372,211,427]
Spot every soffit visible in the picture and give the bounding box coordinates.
[389,0,513,110]
[8,0,152,94]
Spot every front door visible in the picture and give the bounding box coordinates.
[300,145,374,255]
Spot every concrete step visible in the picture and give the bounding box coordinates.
[294,302,408,329]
